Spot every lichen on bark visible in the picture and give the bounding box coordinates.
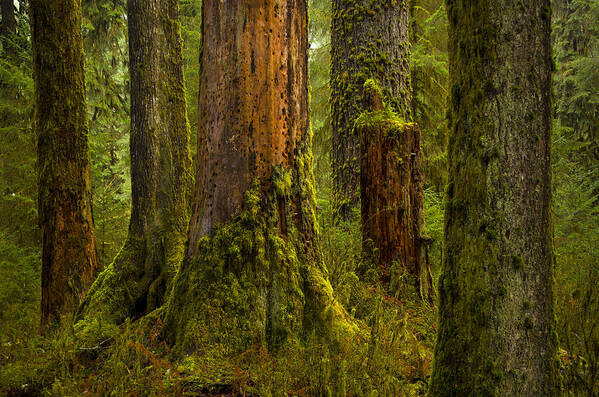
[428,0,559,394]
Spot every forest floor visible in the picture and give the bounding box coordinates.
[0,218,437,396]
[0,285,436,396]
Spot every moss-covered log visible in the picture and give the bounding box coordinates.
[31,0,98,330]
[428,0,558,394]
[330,0,412,220]
[357,80,431,300]
[163,0,357,359]
[75,0,191,338]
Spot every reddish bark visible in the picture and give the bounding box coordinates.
[187,0,309,255]
[359,86,432,300]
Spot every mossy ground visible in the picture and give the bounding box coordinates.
[0,213,437,396]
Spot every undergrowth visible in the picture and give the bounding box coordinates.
[0,198,437,396]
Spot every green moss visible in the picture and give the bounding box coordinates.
[161,127,359,375]
[354,79,414,140]
[429,0,558,394]
[330,0,412,218]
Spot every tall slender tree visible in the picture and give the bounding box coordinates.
[30,0,98,329]
[163,0,355,355]
[76,0,191,333]
[429,0,558,394]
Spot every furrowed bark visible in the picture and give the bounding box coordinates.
[330,0,412,220]
[358,81,431,300]
[31,0,98,330]
[75,0,191,338]
[429,0,559,394]
[164,0,357,359]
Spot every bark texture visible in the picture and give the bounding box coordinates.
[330,0,412,220]
[358,80,431,299]
[76,0,191,338]
[1,0,16,38]
[164,0,356,359]
[31,0,98,329]
[186,0,308,252]
[428,0,558,395]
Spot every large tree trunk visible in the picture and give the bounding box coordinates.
[31,0,98,330]
[164,0,355,358]
[357,81,431,300]
[428,0,558,395]
[76,0,191,336]
[330,0,412,220]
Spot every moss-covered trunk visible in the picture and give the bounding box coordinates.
[330,0,412,220]
[428,0,558,394]
[164,0,356,358]
[1,0,16,39]
[331,0,428,296]
[358,80,431,299]
[31,0,98,330]
[76,0,191,336]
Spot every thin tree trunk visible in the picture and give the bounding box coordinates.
[429,0,558,394]
[164,0,355,357]
[76,0,191,332]
[31,0,98,330]
[330,0,412,220]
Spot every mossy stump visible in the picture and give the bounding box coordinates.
[357,80,432,301]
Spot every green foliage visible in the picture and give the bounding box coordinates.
[553,122,599,395]
[410,0,449,191]
[553,0,599,156]
[551,0,599,394]
[180,0,202,154]
[0,2,37,251]
[83,0,131,267]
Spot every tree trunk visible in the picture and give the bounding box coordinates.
[357,80,431,300]
[31,0,98,330]
[1,0,16,38]
[331,0,429,297]
[428,0,558,395]
[330,0,412,220]
[76,0,191,336]
[164,0,356,358]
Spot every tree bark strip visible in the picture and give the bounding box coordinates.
[1,0,16,39]
[187,0,309,254]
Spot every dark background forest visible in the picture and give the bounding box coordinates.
[0,0,598,395]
